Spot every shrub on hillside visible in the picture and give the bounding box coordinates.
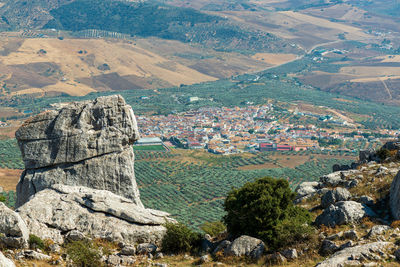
[66,240,102,267]
[200,221,226,237]
[28,234,45,250]
[223,177,314,250]
[162,222,202,253]
[377,148,391,161]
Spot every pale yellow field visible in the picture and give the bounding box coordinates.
[2,38,217,87]
[341,66,400,77]
[11,81,96,97]
[251,53,297,65]
[279,11,370,40]
[350,76,400,83]
[379,55,400,63]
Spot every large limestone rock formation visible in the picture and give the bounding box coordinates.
[15,95,142,207]
[17,184,173,244]
[14,95,174,245]
[390,171,400,219]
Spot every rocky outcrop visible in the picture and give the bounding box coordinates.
[13,95,174,246]
[315,201,375,227]
[0,251,15,267]
[321,188,351,208]
[225,235,265,258]
[390,171,400,219]
[15,95,142,208]
[0,203,29,249]
[17,184,174,245]
[316,242,391,267]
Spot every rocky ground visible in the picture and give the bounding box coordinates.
[1,94,400,266]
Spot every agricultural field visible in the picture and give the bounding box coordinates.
[0,138,355,228]
[135,148,355,228]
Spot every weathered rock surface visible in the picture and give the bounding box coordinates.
[367,225,391,239]
[0,202,29,249]
[390,171,400,219]
[15,95,142,208]
[316,242,391,267]
[16,184,174,245]
[321,188,352,208]
[315,201,375,227]
[0,251,15,267]
[225,235,264,257]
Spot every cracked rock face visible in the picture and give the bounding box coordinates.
[14,95,174,245]
[15,95,141,208]
[17,184,173,245]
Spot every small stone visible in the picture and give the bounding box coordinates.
[49,244,61,253]
[199,255,210,264]
[121,245,136,256]
[137,243,157,255]
[367,225,391,239]
[154,252,164,259]
[280,249,298,260]
[107,254,121,265]
[265,252,286,264]
[319,240,339,256]
[339,241,353,250]
[154,263,168,267]
[326,232,343,241]
[183,254,193,260]
[23,250,52,261]
[343,230,358,241]
[65,230,86,242]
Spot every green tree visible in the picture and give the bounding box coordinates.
[223,177,313,249]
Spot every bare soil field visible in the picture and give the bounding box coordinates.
[0,120,21,138]
[0,168,21,191]
[251,53,297,65]
[0,37,280,97]
[341,66,400,77]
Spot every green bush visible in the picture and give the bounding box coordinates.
[28,234,45,250]
[200,221,226,237]
[0,195,6,203]
[162,222,202,253]
[66,240,102,267]
[223,177,314,250]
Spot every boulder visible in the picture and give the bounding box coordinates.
[315,201,375,227]
[367,225,391,239]
[295,181,327,203]
[137,243,157,255]
[225,235,264,257]
[0,202,29,248]
[316,242,391,267]
[343,230,358,241]
[320,172,344,187]
[359,195,374,206]
[0,251,15,267]
[23,250,52,261]
[199,254,210,264]
[15,95,142,208]
[120,245,136,256]
[319,240,339,256]
[280,249,298,260]
[16,184,174,245]
[390,171,400,219]
[321,188,352,208]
